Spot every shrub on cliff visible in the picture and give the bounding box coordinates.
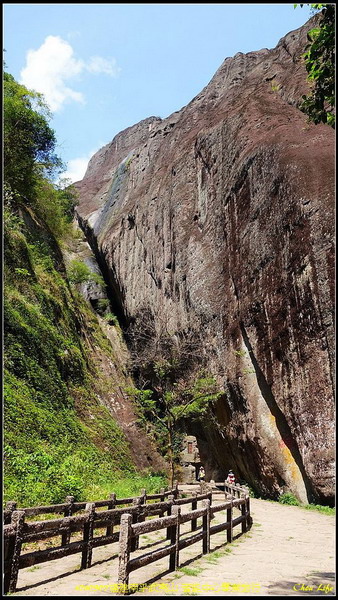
[4,71,77,239]
[296,4,335,128]
[3,71,63,201]
[67,259,104,285]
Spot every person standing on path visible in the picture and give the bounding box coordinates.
[226,469,235,484]
[198,465,205,482]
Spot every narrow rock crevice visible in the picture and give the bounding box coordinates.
[76,212,129,328]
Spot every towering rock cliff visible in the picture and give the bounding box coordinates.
[75,18,335,504]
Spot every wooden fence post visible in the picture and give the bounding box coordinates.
[173,480,179,499]
[246,495,252,529]
[208,490,213,507]
[62,495,75,546]
[81,503,95,570]
[225,481,232,499]
[202,499,210,554]
[138,490,146,531]
[191,492,198,531]
[7,510,25,594]
[159,488,165,517]
[4,501,17,591]
[106,493,116,536]
[227,500,233,543]
[241,496,247,533]
[169,505,180,571]
[166,494,174,540]
[4,501,17,524]
[131,497,142,551]
[118,513,132,595]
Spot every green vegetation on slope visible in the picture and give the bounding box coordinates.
[296,4,335,128]
[5,211,129,505]
[4,70,62,202]
[3,71,166,507]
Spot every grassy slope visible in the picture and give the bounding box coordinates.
[4,208,166,506]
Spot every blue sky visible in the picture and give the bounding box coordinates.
[3,3,312,183]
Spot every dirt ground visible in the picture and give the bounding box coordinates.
[11,487,335,597]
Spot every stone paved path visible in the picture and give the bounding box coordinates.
[12,487,335,596]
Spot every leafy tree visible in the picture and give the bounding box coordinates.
[296,4,335,127]
[4,70,78,239]
[3,71,63,202]
[132,368,221,487]
[67,259,104,286]
[162,370,221,487]
[126,312,222,485]
[33,178,77,239]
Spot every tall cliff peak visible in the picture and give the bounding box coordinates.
[75,16,335,504]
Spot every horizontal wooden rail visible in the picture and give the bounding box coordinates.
[3,483,179,523]
[118,492,252,594]
[129,544,176,572]
[179,506,206,525]
[209,521,231,535]
[173,492,211,506]
[4,482,251,595]
[210,498,241,514]
[178,530,205,551]
[146,488,177,501]
[141,500,171,514]
[19,539,87,569]
[133,514,176,537]
[224,481,249,498]
[3,484,179,594]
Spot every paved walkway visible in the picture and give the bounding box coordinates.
[12,487,335,596]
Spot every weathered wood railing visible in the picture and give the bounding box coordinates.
[3,484,179,594]
[117,486,251,594]
[4,484,251,595]
[224,481,250,498]
[3,486,178,525]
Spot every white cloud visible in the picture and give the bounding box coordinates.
[62,147,99,184]
[86,56,120,77]
[19,35,120,112]
[62,157,89,184]
[20,36,84,112]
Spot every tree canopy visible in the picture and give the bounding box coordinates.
[4,70,76,238]
[126,311,222,485]
[4,71,63,202]
[297,4,335,128]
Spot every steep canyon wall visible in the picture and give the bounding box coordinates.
[76,19,335,504]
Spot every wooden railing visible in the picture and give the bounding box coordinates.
[224,481,250,498]
[3,485,179,594]
[117,484,251,594]
[3,486,178,525]
[3,484,251,595]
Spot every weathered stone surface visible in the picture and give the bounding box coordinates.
[63,223,166,474]
[75,17,335,504]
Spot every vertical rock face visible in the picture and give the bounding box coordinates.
[76,18,335,504]
[63,228,167,474]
